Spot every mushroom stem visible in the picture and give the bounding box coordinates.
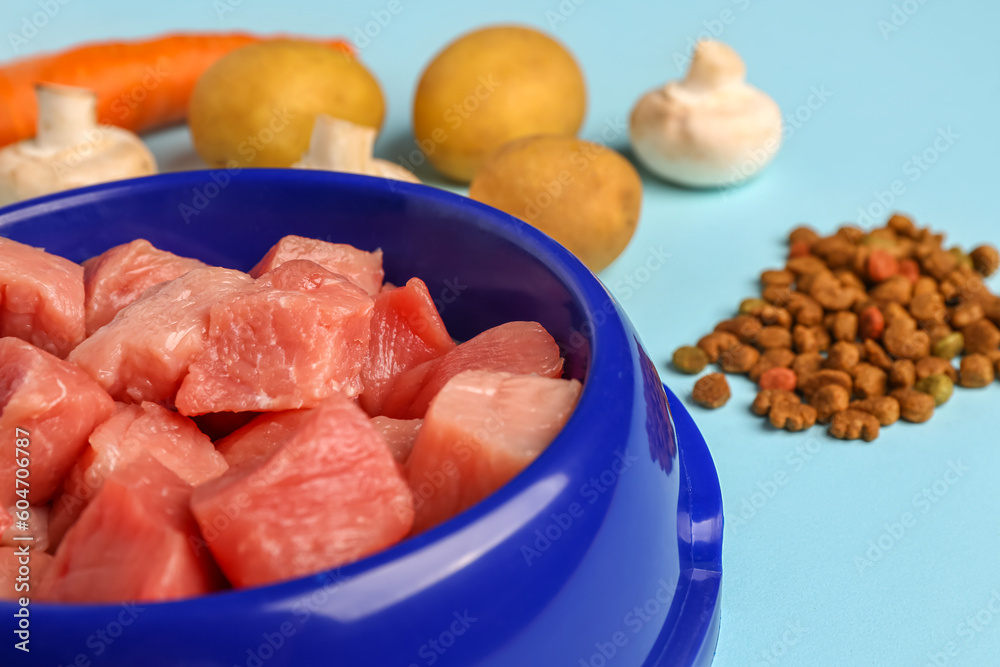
[681,40,746,92]
[304,115,375,173]
[35,83,99,150]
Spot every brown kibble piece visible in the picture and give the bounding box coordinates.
[891,389,935,423]
[889,359,916,390]
[870,275,913,305]
[799,368,852,399]
[756,326,793,350]
[692,373,731,408]
[828,409,880,442]
[761,269,795,287]
[883,321,930,360]
[788,226,820,246]
[718,344,760,374]
[769,402,818,432]
[909,292,946,325]
[791,352,825,382]
[828,311,858,342]
[887,213,918,238]
[785,255,828,277]
[787,294,824,327]
[851,362,888,399]
[958,354,995,388]
[697,331,740,363]
[850,396,900,426]
[825,341,861,371]
[809,384,851,423]
[757,305,793,329]
[762,283,793,306]
[912,276,938,297]
[793,324,831,354]
[962,319,1000,355]
[811,236,855,269]
[751,388,800,416]
[915,356,958,383]
[950,302,984,329]
[881,302,915,329]
[970,244,999,277]
[922,249,958,281]
[863,339,893,371]
[715,315,763,344]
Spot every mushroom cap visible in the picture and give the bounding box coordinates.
[629,40,782,188]
[0,126,156,207]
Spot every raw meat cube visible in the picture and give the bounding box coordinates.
[0,236,84,357]
[0,337,114,506]
[381,321,564,419]
[371,416,422,465]
[407,371,582,533]
[82,239,207,334]
[190,393,414,588]
[175,260,373,415]
[250,235,384,295]
[48,401,228,548]
[38,454,223,603]
[68,267,255,405]
[360,278,455,416]
[215,409,313,469]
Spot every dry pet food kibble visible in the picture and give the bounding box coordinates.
[692,373,731,409]
[671,213,999,442]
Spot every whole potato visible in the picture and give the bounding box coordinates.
[469,135,642,272]
[413,26,586,183]
[189,41,384,168]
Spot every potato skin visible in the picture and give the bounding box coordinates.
[189,41,385,168]
[469,135,642,272]
[413,26,586,183]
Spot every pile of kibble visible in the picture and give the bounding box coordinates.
[673,213,1000,442]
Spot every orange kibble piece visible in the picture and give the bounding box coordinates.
[867,249,899,283]
[898,259,920,283]
[758,367,797,391]
[859,305,885,340]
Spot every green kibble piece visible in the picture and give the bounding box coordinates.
[738,298,767,315]
[915,373,954,406]
[672,345,709,374]
[931,332,964,359]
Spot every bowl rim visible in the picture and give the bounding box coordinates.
[0,169,638,610]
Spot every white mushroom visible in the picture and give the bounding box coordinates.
[629,40,782,188]
[0,83,157,207]
[293,115,420,183]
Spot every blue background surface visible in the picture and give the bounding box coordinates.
[2,0,998,665]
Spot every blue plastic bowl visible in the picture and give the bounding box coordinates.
[0,170,722,667]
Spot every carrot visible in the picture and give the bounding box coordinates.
[0,32,353,147]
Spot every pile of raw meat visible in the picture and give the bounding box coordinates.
[0,234,581,603]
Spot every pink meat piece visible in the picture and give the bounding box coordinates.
[0,236,84,357]
[381,321,565,419]
[0,337,114,507]
[407,371,582,533]
[175,260,373,415]
[371,416,422,465]
[82,239,208,334]
[48,401,228,549]
[360,278,455,416]
[215,409,313,469]
[250,235,384,295]
[67,267,255,405]
[38,454,224,603]
[190,393,414,589]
